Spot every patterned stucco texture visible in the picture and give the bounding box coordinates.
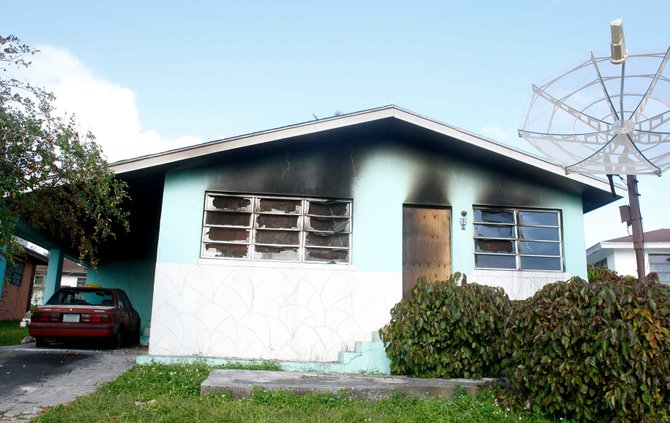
[149,262,401,362]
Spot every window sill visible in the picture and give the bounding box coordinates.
[473,267,565,273]
[196,257,358,272]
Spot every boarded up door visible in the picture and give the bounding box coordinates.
[402,206,452,298]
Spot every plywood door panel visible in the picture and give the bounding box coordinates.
[402,206,452,298]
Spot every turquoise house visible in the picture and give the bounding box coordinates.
[43,106,614,367]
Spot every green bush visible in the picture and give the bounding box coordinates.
[379,274,511,378]
[504,274,670,421]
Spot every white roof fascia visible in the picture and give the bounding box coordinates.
[110,105,612,193]
[597,241,670,250]
[586,243,603,256]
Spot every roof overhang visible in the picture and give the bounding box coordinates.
[111,105,617,212]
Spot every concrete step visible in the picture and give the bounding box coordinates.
[333,331,390,374]
[201,369,493,400]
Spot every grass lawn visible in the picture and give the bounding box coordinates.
[0,319,28,346]
[34,363,557,422]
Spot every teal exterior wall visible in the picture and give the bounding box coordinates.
[88,260,156,334]
[42,248,64,304]
[156,171,207,264]
[155,136,589,279]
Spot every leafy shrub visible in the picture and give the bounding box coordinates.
[504,274,670,421]
[379,274,511,378]
[587,264,638,284]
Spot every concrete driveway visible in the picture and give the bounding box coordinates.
[0,344,144,422]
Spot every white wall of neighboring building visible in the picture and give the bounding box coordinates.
[60,275,80,287]
[602,248,639,277]
[587,240,670,280]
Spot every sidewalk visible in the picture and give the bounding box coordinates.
[0,345,144,422]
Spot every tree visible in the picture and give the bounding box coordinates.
[1,35,129,268]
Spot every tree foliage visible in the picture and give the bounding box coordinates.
[1,35,128,267]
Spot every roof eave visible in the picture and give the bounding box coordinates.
[110,104,614,204]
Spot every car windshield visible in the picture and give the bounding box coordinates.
[46,289,115,306]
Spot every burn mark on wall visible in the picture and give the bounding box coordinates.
[204,142,355,198]
[405,167,449,206]
[476,173,544,208]
[203,125,384,199]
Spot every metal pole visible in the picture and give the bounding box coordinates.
[626,175,646,282]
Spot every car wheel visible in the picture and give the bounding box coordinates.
[130,320,141,346]
[110,328,123,349]
[35,337,48,348]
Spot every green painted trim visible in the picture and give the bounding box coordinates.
[136,355,391,375]
[0,255,5,296]
[138,331,391,374]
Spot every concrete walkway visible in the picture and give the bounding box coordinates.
[0,345,144,422]
[202,369,493,400]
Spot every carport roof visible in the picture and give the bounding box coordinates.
[110,105,616,212]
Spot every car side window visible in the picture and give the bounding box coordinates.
[119,291,134,310]
[116,294,127,311]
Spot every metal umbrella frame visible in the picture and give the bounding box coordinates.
[518,20,670,281]
[519,49,670,176]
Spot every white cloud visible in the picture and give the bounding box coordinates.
[11,45,201,162]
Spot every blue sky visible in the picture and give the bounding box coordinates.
[3,1,669,247]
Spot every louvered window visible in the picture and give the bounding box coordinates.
[202,193,351,264]
[473,207,562,271]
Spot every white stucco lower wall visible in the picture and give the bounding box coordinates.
[470,269,571,300]
[149,261,401,362]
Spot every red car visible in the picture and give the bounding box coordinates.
[29,287,141,348]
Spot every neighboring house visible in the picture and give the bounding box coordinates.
[587,228,670,284]
[56,259,88,288]
[31,258,88,306]
[33,106,615,364]
[1,243,85,319]
[0,248,48,321]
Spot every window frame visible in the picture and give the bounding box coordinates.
[7,262,24,287]
[473,206,563,272]
[649,253,670,285]
[201,192,352,264]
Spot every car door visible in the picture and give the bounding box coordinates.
[117,290,139,330]
[115,291,132,331]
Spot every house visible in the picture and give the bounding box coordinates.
[587,228,670,284]
[33,106,614,365]
[0,245,48,321]
[0,243,86,319]
[52,259,88,288]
